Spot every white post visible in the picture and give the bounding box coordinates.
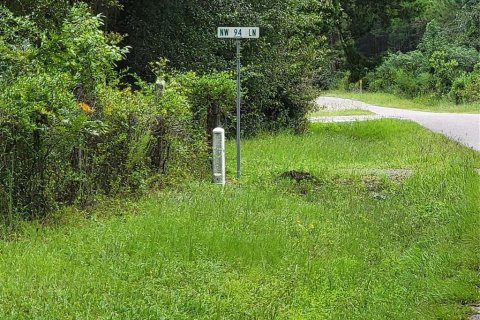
[212,127,226,185]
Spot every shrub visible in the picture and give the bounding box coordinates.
[449,63,480,104]
[0,5,217,221]
[368,18,480,101]
[175,71,236,140]
[428,51,461,97]
[106,0,328,136]
[0,5,41,83]
[367,50,430,97]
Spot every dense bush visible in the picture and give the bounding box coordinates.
[0,4,234,220]
[175,71,236,140]
[367,50,430,97]
[367,19,480,103]
[449,63,480,104]
[3,0,330,136]
[108,0,328,135]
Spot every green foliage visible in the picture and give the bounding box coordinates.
[329,0,480,90]
[0,0,70,31]
[367,13,480,103]
[328,0,428,81]
[0,6,40,82]
[428,51,460,96]
[2,0,333,135]
[421,0,480,50]
[0,121,478,318]
[182,71,236,138]
[449,63,480,104]
[39,3,129,98]
[419,21,480,72]
[367,50,429,96]
[0,5,220,220]
[113,0,329,134]
[0,0,122,31]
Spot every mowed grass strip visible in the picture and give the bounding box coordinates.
[325,90,480,113]
[0,120,479,319]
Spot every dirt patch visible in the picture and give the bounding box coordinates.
[278,168,412,202]
[470,306,480,320]
[338,168,413,182]
[279,170,320,183]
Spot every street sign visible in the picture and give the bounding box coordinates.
[217,26,259,180]
[217,27,259,39]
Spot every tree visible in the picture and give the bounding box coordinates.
[110,0,333,133]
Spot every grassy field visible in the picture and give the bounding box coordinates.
[325,90,480,113]
[0,120,479,319]
[309,109,374,117]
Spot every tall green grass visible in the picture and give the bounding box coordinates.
[0,120,478,319]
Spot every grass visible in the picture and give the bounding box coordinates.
[0,120,479,319]
[309,109,374,117]
[325,90,480,113]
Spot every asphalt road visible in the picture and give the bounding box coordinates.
[315,97,480,152]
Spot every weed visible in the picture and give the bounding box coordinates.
[0,120,478,319]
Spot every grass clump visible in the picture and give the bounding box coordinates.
[0,120,479,319]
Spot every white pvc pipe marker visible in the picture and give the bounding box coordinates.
[212,127,226,185]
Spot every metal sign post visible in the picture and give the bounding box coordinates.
[217,27,259,179]
[236,39,241,179]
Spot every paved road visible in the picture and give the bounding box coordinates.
[315,97,480,152]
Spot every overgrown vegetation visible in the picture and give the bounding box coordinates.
[0,4,235,220]
[350,1,480,106]
[0,0,339,218]
[2,0,329,135]
[0,1,479,316]
[0,121,478,319]
[365,19,480,104]
[110,0,330,134]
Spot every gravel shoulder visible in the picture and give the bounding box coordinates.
[314,97,480,152]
